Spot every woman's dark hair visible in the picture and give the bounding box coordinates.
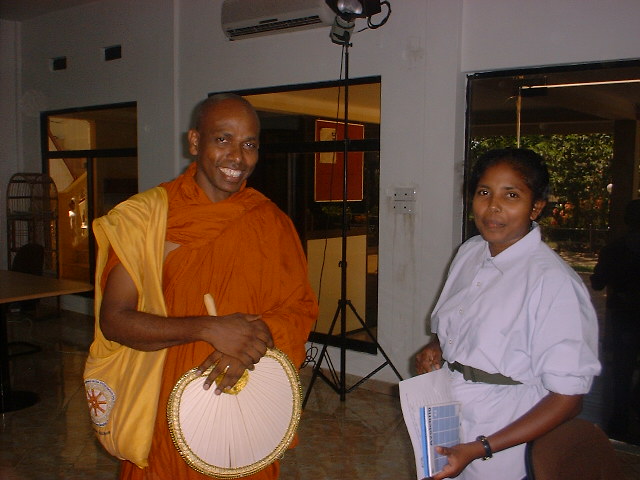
[468,148,550,202]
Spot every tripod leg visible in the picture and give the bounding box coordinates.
[303,302,344,406]
[346,300,403,381]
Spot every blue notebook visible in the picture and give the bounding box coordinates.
[399,368,460,479]
[420,402,461,477]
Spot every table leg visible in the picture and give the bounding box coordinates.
[0,304,39,413]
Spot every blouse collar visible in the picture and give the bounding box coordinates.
[482,222,541,272]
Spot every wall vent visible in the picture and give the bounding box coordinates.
[103,45,122,61]
[51,56,67,71]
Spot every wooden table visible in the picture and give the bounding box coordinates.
[0,270,93,413]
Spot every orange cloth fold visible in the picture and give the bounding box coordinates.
[119,163,317,480]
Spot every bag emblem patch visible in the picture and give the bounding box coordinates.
[85,379,116,427]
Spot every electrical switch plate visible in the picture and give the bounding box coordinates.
[393,187,416,214]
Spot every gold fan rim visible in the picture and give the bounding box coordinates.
[167,348,302,479]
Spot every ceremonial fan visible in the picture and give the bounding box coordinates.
[167,294,302,478]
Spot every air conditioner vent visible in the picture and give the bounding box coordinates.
[226,15,324,39]
[221,0,334,40]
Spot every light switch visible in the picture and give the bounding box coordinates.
[393,187,416,214]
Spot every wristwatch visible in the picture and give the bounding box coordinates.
[476,435,493,460]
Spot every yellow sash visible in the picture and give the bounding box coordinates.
[84,186,168,468]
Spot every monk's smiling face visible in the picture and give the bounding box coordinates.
[189,97,260,203]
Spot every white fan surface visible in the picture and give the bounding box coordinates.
[180,356,292,466]
[168,348,301,478]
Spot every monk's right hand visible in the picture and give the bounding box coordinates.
[201,312,273,368]
[198,351,248,395]
[415,337,443,374]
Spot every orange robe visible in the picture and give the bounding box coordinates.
[117,163,317,479]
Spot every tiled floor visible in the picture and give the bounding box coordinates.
[1,303,640,480]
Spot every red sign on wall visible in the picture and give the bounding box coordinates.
[314,119,364,202]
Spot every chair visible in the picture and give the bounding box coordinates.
[11,243,45,309]
[525,418,625,480]
[7,243,45,357]
[11,242,44,274]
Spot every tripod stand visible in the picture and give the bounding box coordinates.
[303,39,402,406]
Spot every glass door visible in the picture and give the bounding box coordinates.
[42,103,137,283]
[239,77,381,353]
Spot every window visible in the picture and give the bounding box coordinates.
[238,77,381,352]
[466,59,640,443]
[42,103,137,283]
[466,61,640,250]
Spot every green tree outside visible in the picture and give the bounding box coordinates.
[469,134,613,257]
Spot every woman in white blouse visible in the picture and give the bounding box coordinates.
[415,148,601,480]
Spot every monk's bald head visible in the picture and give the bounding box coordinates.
[193,93,260,133]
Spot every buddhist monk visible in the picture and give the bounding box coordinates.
[86,93,318,479]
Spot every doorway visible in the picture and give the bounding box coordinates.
[41,102,138,284]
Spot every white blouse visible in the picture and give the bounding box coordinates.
[430,224,601,479]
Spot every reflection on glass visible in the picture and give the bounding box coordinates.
[242,79,380,350]
[466,62,640,442]
[47,106,137,151]
[44,104,137,283]
[50,158,89,281]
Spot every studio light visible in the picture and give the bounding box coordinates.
[326,0,382,19]
[329,15,355,45]
[305,0,400,405]
[336,0,363,16]
[325,0,390,45]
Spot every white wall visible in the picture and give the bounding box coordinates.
[461,0,640,73]
[19,0,177,190]
[0,20,20,270]
[5,0,640,383]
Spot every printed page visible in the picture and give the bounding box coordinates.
[399,368,455,480]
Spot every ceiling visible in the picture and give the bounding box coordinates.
[469,62,640,137]
[0,0,99,21]
[247,83,381,124]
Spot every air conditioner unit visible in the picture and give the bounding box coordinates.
[221,0,335,40]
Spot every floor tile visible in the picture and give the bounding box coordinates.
[1,305,639,479]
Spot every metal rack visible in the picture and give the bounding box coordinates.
[6,173,58,277]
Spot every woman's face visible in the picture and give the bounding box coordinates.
[472,162,546,256]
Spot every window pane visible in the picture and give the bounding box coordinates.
[242,79,380,351]
[466,61,640,440]
[44,103,138,283]
[47,106,137,151]
[51,158,89,282]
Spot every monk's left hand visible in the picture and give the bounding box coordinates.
[202,313,273,365]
